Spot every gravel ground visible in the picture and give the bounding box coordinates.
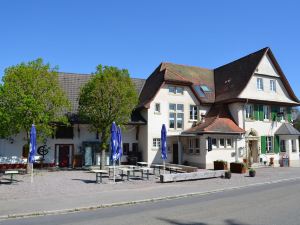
[1,167,300,216]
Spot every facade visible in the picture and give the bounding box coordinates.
[1,47,299,168]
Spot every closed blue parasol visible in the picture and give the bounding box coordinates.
[161,124,167,160]
[116,126,123,163]
[110,122,118,162]
[29,124,37,163]
[110,122,118,182]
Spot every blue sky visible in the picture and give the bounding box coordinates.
[0,0,299,97]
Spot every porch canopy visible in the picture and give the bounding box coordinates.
[275,123,300,136]
[182,104,245,135]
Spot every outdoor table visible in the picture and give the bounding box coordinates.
[137,162,148,167]
[90,169,108,183]
[119,168,134,181]
[168,166,182,174]
[108,166,120,177]
[4,170,19,183]
[152,164,164,175]
[140,167,153,180]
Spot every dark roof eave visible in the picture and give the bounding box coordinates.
[182,131,245,135]
[216,98,300,106]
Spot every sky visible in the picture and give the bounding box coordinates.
[0,0,299,97]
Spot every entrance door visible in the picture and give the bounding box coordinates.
[249,140,258,163]
[59,145,70,167]
[173,144,178,164]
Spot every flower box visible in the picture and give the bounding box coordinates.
[214,160,228,170]
[230,162,247,173]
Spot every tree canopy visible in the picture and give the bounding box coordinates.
[0,58,70,141]
[79,65,138,168]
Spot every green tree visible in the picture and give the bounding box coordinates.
[0,58,70,144]
[79,65,138,169]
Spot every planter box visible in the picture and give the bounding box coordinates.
[230,162,247,173]
[214,161,228,170]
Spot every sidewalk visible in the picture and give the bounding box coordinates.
[1,167,300,218]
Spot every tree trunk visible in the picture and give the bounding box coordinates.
[100,129,108,170]
[101,149,106,170]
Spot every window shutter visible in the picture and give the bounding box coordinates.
[259,105,264,121]
[271,106,278,121]
[274,135,280,153]
[254,105,259,120]
[261,136,266,154]
[287,107,292,122]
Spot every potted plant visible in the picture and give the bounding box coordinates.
[214,160,228,170]
[224,170,231,179]
[230,162,247,173]
[269,157,274,166]
[249,168,256,177]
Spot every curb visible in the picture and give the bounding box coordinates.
[1,176,300,220]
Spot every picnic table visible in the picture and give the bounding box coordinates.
[167,166,183,174]
[140,167,153,180]
[4,170,19,183]
[119,167,135,181]
[152,164,164,175]
[90,169,108,183]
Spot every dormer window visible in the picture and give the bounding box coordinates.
[257,78,264,91]
[168,86,184,95]
[270,80,276,92]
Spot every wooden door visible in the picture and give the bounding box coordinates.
[173,144,178,164]
[59,145,70,167]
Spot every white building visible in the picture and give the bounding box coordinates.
[1,47,299,168]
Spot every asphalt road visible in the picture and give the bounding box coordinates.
[2,179,300,225]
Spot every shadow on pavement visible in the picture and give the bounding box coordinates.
[157,218,252,225]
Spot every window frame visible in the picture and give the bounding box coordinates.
[245,104,254,120]
[154,103,161,114]
[189,105,198,121]
[226,138,233,148]
[219,138,225,148]
[280,140,286,152]
[270,80,276,92]
[211,138,217,149]
[152,138,161,149]
[169,103,184,130]
[257,78,264,91]
[266,136,273,153]
[263,105,270,120]
[168,85,184,95]
[292,140,297,153]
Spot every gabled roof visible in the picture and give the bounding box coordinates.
[138,62,214,108]
[275,123,300,135]
[58,72,146,124]
[183,104,245,134]
[214,47,300,104]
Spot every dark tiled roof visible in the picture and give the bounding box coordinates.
[183,104,245,134]
[138,63,214,108]
[58,72,146,114]
[214,47,268,103]
[275,123,300,135]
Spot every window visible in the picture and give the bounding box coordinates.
[154,103,160,113]
[270,80,276,92]
[194,85,205,97]
[280,140,286,152]
[123,143,129,155]
[263,105,270,120]
[55,126,74,139]
[169,103,184,130]
[200,85,211,92]
[169,86,183,94]
[212,138,217,148]
[168,86,176,94]
[279,107,287,121]
[152,138,161,148]
[226,139,232,148]
[188,138,200,154]
[189,105,198,121]
[219,138,225,148]
[257,78,264,91]
[292,140,296,152]
[245,104,254,119]
[266,136,273,153]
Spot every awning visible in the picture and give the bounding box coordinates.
[275,123,300,136]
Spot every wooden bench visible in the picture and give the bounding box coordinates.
[3,170,19,183]
[160,170,225,183]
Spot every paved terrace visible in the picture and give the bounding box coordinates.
[1,167,300,218]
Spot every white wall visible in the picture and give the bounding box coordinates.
[239,74,297,103]
[256,55,279,77]
[146,84,209,165]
